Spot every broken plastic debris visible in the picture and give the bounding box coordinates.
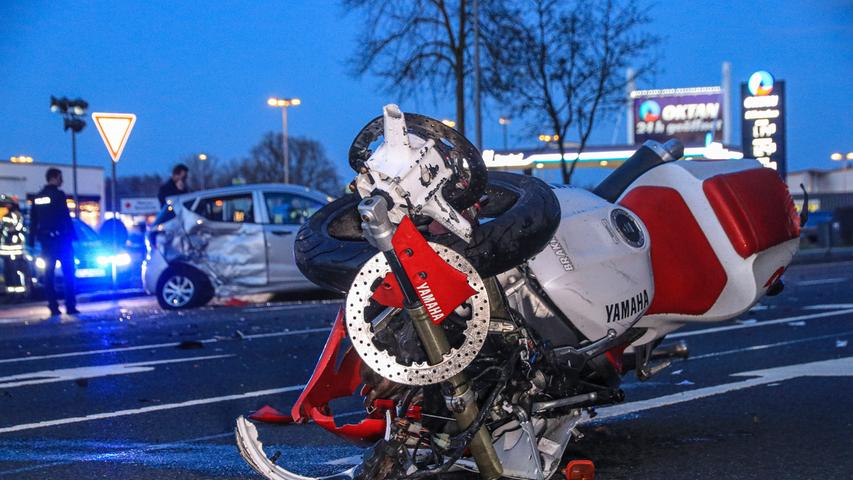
[837,340,849,348]
[676,380,695,386]
[787,321,806,327]
[737,319,758,325]
[671,369,683,375]
[249,405,294,424]
[223,297,250,307]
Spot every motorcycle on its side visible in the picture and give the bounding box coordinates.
[236,105,801,480]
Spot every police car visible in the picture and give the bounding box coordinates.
[29,219,136,291]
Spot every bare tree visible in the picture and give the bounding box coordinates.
[487,0,659,184]
[231,133,342,195]
[345,0,485,134]
[182,153,223,190]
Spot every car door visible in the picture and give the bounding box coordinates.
[188,192,268,287]
[262,191,325,284]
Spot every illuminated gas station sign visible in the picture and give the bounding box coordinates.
[741,71,787,178]
[630,87,724,147]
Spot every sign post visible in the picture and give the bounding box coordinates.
[91,112,137,291]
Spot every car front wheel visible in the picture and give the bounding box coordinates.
[156,266,212,310]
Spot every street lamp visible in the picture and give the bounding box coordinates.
[50,96,88,216]
[832,152,853,192]
[498,116,511,150]
[538,134,560,143]
[267,96,300,184]
[198,153,208,189]
[9,156,34,163]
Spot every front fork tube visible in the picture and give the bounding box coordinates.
[358,195,502,479]
[408,304,503,480]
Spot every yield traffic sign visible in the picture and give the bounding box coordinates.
[91,112,136,162]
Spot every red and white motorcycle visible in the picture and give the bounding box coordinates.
[236,105,802,480]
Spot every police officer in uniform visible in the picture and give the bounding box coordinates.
[28,168,79,316]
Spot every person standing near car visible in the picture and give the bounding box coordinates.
[28,168,78,316]
[158,163,189,207]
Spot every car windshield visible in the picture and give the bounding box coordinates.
[73,220,100,243]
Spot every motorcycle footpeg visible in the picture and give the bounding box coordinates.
[651,340,689,360]
[636,359,672,381]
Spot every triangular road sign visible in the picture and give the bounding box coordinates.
[91,112,136,162]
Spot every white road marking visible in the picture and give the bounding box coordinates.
[793,277,849,287]
[0,355,232,389]
[0,326,332,365]
[595,355,853,420]
[242,302,339,313]
[668,309,853,338]
[0,384,306,434]
[804,303,853,310]
[688,330,853,360]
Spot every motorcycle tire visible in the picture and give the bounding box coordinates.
[295,172,561,293]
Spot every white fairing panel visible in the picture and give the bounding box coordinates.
[622,160,800,345]
[527,186,654,342]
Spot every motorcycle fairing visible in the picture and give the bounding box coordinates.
[622,159,800,344]
[289,308,387,443]
[702,167,800,258]
[370,216,477,325]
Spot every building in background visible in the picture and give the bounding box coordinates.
[0,159,105,228]
[788,166,853,248]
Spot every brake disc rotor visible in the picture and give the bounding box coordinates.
[345,243,490,386]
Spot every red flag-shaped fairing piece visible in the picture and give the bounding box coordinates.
[384,216,477,325]
[249,405,294,424]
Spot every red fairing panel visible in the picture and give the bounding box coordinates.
[703,168,801,258]
[289,308,386,443]
[393,216,476,324]
[620,187,728,315]
[372,216,476,325]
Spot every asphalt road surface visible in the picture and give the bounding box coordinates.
[0,261,851,479]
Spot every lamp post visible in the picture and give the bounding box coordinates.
[50,96,87,217]
[498,116,511,150]
[198,153,208,189]
[267,97,301,184]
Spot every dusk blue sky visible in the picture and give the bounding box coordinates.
[1,0,851,187]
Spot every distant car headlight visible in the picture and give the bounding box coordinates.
[114,252,132,267]
[96,252,132,267]
[35,257,46,269]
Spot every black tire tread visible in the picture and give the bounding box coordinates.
[295,172,561,292]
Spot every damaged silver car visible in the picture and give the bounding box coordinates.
[142,183,332,309]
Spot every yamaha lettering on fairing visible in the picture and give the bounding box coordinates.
[606,290,650,323]
[416,282,444,322]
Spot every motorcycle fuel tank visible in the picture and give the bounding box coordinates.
[527,186,654,342]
